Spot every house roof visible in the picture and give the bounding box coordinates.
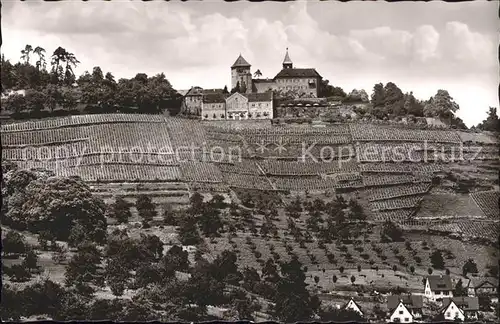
[465,277,499,289]
[202,93,227,104]
[242,92,273,102]
[387,295,424,311]
[442,297,479,312]
[342,298,362,312]
[231,54,251,68]
[185,87,224,97]
[274,68,322,79]
[427,275,453,291]
[252,78,275,83]
[177,89,190,97]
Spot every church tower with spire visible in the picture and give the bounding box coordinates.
[231,54,252,93]
[283,48,293,69]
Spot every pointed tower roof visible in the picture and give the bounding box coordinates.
[283,48,293,65]
[231,54,251,68]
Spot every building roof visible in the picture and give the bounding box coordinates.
[465,277,499,289]
[342,298,362,312]
[185,87,224,97]
[283,48,293,65]
[177,89,190,97]
[231,54,251,68]
[274,68,322,79]
[243,92,273,102]
[442,297,479,312]
[202,93,227,104]
[387,295,424,311]
[427,275,453,291]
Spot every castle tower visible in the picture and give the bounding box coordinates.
[283,48,293,69]
[231,54,252,93]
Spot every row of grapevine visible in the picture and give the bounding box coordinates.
[367,183,431,201]
[244,134,352,145]
[87,123,174,154]
[350,124,461,143]
[223,173,274,190]
[470,191,500,219]
[54,164,182,182]
[180,162,224,183]
[456,221,499,240]
[371,195,424,211]
[246,143,356,160]
[165,117,208,149]
[373,209,414,222]
[188,182,230,193]
[362,174,416,187]
[257,159,359,176]
[359,162,443,174]
[268,176,338,191]
[1,127,89,146]
[217,160,263,175]
[1,114,165,132]
[2,141,89,160]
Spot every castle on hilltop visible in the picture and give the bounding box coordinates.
[180,49,323,120]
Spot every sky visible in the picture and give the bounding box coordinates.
[2,0,498,126]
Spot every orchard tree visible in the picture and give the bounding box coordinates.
[430,250,445,269]
[462,259,478,277]
[109,197,132,224]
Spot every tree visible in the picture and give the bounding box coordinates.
[231,81,241,94]
[22,250,39,272]
[136,195,157,224]
[383,82,405,116]
[462,259,478,277]
[381,221,404,242]
[350,275,356,285]
[253,69,262,78]
[453,279,467,296]
[3,93,27,114]
[222,85,229,94]
[404,91,424,117]
[25,89,47,113]
[319,306,363,322]
[410,265,415,275]
[178,216,202,246]
[430,250,445,269]
[393,265,398,273]
[4,171,107,244]
[428,268,433,275]
[314,275,320,285]
[109,197,132,224]
[273,256,319,322]
[332,275,337,283]
[33,46,46,70]
[2,231,27,256]
[339,266,345,274]
[262,258,280,283]
[476,107,499,132]
[424,90,459,118]
[371,82,385,107]
[163,204,177,226]
[163,245,189,274]
[20,44,33,64]
[9,264,31,282]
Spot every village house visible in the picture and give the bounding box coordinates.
[439,297,479,321]
[387,294,423,323]
[342,298,364,317]
[424,275,454,302]
[464,277,498,298]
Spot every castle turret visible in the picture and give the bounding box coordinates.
[231,54,252,93]
[283,48,293,69]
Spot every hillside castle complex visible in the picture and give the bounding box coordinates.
[180,49,323,120]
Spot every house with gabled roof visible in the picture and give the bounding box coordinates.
[424,275,453,302]
[387,294,423,322]
[464,277,498,297]
[342,298,363,316]
[439,297,479,321]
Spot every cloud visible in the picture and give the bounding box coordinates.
[2,0,497,126]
